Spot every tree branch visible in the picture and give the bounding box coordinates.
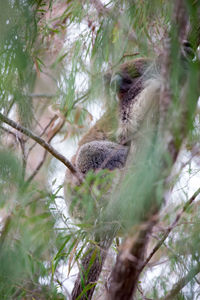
[139,186,200,274]
[72,235,113,300]
[160,263,200,300]
[0,112,82,183]
[27,117,65,183]
[28,115,58,153]
[29,93,57,98]
[90,0,110,16]
[105,215,158,300]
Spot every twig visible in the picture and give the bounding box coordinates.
[90,0,110,16]
[26,118,65,183]
[137,284,153,300]
[139,186,200,274]
[0,214,12,245]
[0,125,22,142]
[20,138,26,180]
[159,263,200,300]
[6,99,15,116]
[73,90,90,106]
[29,93,57,98]
[0,112,82,182]
[28,114,58,154]
[27,145,49,183]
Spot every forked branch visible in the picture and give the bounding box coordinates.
[0,112,82,183]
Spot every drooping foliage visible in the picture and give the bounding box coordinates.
[0,1,199,299]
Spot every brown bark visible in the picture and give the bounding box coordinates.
[71,234,114,300]
[105,218,157,300]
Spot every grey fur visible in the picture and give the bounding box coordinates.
[76,140,129,174]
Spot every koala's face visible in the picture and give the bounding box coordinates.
[110,58,151,102]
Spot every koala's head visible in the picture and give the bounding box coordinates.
[110,58,152,103]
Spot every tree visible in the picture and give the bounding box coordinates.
[0,0,200,300]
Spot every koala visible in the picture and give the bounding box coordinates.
[70,58,157,179]
[70,42,197,300]
[64,94,129,220]
[66,42,195,220]
[65,58,159,219]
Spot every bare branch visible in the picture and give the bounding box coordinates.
[0,112,82,183]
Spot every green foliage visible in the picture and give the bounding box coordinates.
[68,169,115,224]
[0,188,64,299]
[0,0,37,126]
[0,0,199,299]
[0,150,22,206]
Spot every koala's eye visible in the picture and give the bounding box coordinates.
[122,78,132,85]
[182,40,196,61]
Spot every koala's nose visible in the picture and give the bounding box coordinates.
[110,74,123,93]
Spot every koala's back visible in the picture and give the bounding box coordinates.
[76,140,129,174]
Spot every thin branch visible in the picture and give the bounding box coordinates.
[20,138,26,180]
[26,117,65,183]
[159,264,200,300]
[0,125,22,141]
[0,112,82,182]
[28,114,58,154]
[27,145,49,183]
[161,241,200,286]
[90,0,110,16]
[139,186,200,274]
[29,93,57,98]
[6,98,15,116]
[73,90,91,107]
[137,284,153,300]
